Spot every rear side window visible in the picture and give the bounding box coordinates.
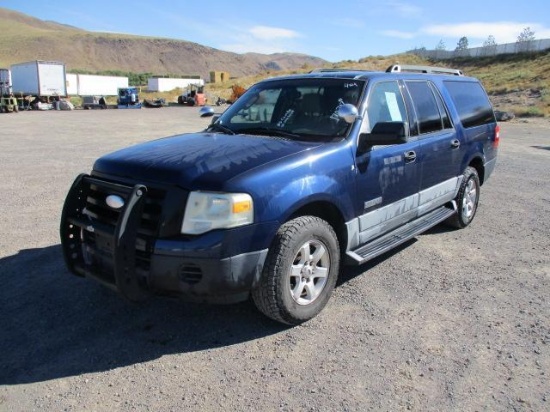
[406,81,451,135]
[444,81,495,128]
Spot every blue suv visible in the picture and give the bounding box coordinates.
[61,65,500,325]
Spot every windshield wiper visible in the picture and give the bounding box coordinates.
[206,123,236,135]
[241,127,301,139]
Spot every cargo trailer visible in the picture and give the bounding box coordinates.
[66,73,128,96]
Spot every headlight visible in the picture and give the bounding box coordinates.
[181,191,254,235]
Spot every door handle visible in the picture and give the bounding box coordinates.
[404,150,416,163]
[451,139,461,148]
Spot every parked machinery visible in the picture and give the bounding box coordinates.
[82,95,107,109]
[0,68,11,96]
[117,87,142,109]
[177,84,206,106]
[0,95,18,113]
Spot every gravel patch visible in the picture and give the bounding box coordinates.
[1,109,549,411]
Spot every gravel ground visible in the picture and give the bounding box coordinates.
[0,108,549,411]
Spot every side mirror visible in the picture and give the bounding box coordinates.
[199,106,215,117]
[358,121,409,153]
[337,103,359,124]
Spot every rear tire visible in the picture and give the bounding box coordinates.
[446,166,480,228]
[252,216,340,325]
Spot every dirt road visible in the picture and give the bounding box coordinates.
[1,108,549,411]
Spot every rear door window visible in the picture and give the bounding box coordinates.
[406,81,450,135]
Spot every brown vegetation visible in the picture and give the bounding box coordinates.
[0,8,326,80]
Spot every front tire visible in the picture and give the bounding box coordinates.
[252,216,340,325]
[446,166,481,228]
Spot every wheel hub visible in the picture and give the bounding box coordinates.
[289,240,330,306]
[462,178,478,219]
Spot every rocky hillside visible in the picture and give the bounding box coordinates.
[0,8,327,79]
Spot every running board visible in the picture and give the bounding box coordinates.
[346,204,456,265]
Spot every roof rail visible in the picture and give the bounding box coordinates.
[309,68,364,73]
[386,64,463,76]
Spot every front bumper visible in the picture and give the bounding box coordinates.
[60,174,272,304]
[147,248,268,303]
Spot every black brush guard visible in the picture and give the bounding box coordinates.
[60,174,150,301]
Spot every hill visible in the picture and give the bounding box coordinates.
[310,52,550,117]
[212,51,550,117]
[443,52,550,117]
[0,7,327,79]
[1,7,547,117]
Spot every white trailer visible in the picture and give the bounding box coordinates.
[11,60,67,96]
[147,77,204,92]
[65,73,78,95]
[0,68,11,95]
[66,74,128,96]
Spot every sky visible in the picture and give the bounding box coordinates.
[2,0,550,62]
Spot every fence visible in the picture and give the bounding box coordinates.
[410,38,550,60]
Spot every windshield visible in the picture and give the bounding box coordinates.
[213,78,365,141]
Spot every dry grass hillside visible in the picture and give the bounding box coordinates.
[209,51,550,117]
[333,52,550,116]
[0,8,326,79]
[445,52,550,117]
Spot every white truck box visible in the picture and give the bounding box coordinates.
[11,61,67,96]
[66,73,78,95]
[66,74,128,96]
[147,77,204,92]
[76,74,128,96]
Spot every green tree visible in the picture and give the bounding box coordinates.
[455,36,469,51]
[517,27,535,43]
[481,35,498,56]
[435,39,446,50]
[517,27,535,52]
[483,35,497,48]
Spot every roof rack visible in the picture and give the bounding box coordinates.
[386,64,463,76]
[309,68,364,73]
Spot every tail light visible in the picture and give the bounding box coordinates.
[493,124,500,148]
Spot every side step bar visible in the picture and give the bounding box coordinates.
[346,204,456,265]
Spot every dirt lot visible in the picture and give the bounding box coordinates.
[1,108,549,411]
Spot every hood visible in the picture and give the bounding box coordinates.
[93,132,318,190]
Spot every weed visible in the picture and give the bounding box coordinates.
[507,106,545,117]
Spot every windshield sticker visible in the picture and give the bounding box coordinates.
[385,92,403,121]
[276,109,295,128]
[344,82,358,89]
